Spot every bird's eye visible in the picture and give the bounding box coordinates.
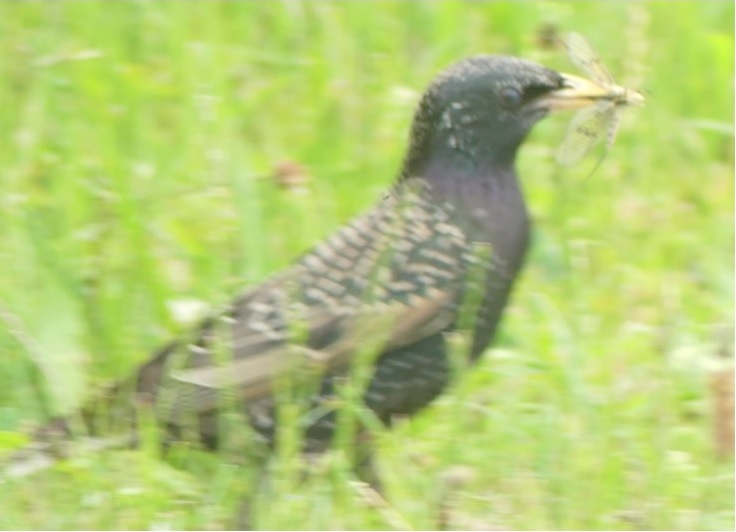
[499,87,522,108]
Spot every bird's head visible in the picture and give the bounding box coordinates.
[401,55,614,177]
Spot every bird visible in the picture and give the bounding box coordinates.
[9,54,624,500]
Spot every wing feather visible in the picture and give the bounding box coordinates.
[154,180,477,418]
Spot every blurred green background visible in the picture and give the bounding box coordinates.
[0,1,733,530]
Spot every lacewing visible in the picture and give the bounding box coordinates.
[556,32,645,168]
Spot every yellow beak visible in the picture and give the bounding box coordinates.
[537,72,645,112]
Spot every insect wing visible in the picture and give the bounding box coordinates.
[604,110,622,153]
[556,101,617,166]
[565,32,614,85]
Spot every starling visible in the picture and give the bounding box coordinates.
[11,56,627,485]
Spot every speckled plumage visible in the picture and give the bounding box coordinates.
[138,178,484,449]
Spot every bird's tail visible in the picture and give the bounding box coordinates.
[1,341,181,482]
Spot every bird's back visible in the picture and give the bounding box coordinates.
[126,176,526,450]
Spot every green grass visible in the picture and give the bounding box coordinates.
[0,1,733,529]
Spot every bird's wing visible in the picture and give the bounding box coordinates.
[148,180,484,418]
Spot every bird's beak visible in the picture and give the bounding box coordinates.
[535,72,645,112]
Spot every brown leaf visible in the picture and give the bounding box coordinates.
[272,160,311,190]
[710,363,734,459]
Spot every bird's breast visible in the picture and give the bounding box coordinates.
[434,174,530,277]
